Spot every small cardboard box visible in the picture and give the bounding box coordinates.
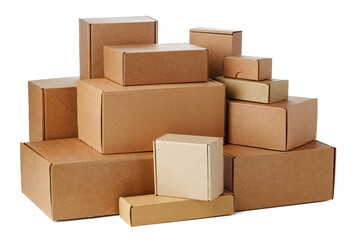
[28,77,79,141]
[119,192,234,226]
[78,78,225,154]
[224,55,272,80]
[79,16,157,79]
[154,134,223,201]
[224,141,336,211]
[20,138,154,221]
[104,43,208,85]
[216,76,288,103]
[190,28,242,79]
[227,96,317,151]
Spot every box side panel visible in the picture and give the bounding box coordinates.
[258,58,272,80]
[208,139,224,200]
[119,197,133,226]
[223,154,234,192]
[103,47,124,84]
[79,20,91,79]
[28,82,44,141]
[231,32,242,55]
[269,80,289,103]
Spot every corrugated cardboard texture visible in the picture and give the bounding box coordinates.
[20,138,154,221]
[119,192,234,226]
[216,76,288,103]
[104,43,208,85]
[154,134,223,201]
[223,141,336,211]
[79,16,157,79]
[190,28,242,79]
[224,55,272,80]
[77,78,225,154]
[226,96,317,151]
[28,77,79,141]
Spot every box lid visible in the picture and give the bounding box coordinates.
[225,55,270,61]
[156,133,221,145]
[190,28,242,35]
[30,77,79,89]
[80,16,156,24]
[105,43,206,53]
[228,96,316,109]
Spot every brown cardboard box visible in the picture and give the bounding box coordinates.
[227,96,317,151]
[224,141,336,211]
[224,55,272,80]
[154,134,223,201]
[104,43,208,85]
[20,138,154,221]
[78,78,225,154]
[190,28,242,79]
[79,16,157,79]
[216,76,288,103]
[28,77,79,141]
[119,192,234,226]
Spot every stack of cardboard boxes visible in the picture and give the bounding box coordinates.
[21,17,336,226]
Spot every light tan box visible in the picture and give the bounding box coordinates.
[216,76,288,103]
[224,55,272,80]
[77,79,225,154]
[190,28,242,79]
[119,192,234,226]
[79,16,157,79]
[28,77,79,141]
[20,138,154,221]
[227,96,317,151]
[154,134,223,201]
[104,43,208,85]
[224,141,336,211]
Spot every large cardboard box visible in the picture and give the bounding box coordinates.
[224,141,336,211]
[78,78,225,154]
[153,134,223,201]
[190,28,242,79]
[119,192,234,226]
[79,16,158,79]
[20,138,154,221]
[28,77,79,141]
[104,43,208,85]
[224,55,272,80]
[227,96,317,151]
[216,76,288,103]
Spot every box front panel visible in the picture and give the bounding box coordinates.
[224,58,259,80]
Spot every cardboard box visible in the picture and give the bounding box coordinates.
[79,16,157,79]
[78,78,225,154]
[216,76,288,103]
[227,96,317,151]
[190,28,242,79]
[224,55,272,80]
[119,192,234,226]
[104,43,208,85]
[20,138,154,221]
[224,141,336,211]
[154,134,223,201]
[28,77,79,141]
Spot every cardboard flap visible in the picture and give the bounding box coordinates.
[190,28,242,35]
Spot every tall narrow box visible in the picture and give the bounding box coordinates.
[224,141,336,211]
[79,16,157,79]
[227,96,317,151]
[154,134,223,201]
[190,28,242,79]
[28,77,79,141]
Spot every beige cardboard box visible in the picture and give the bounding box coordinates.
[190,28,242,79]
[28,77,79,141]
[20,138,154,221]
[119,192,234,226]
[224,141,336,211]
[78,78,225,154]
[104,43,208,85]
[154,134,223,201]
[224,55,272,80]
[79,16,157,79]
[216,76,288,103]
[226,96,317,151]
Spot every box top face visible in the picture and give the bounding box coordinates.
[226,55,270,61]
[30,77,79,89]
[216,76,286,85]
[228,96,316,109]
[24,138,153,164]
[156,134,221,145]
[106,43,206,53]
[190,28,242,35]
[80,16,156,24]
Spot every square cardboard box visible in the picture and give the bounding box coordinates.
[154,134,223,201]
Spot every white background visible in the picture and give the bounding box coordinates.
[1,0,359,239]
